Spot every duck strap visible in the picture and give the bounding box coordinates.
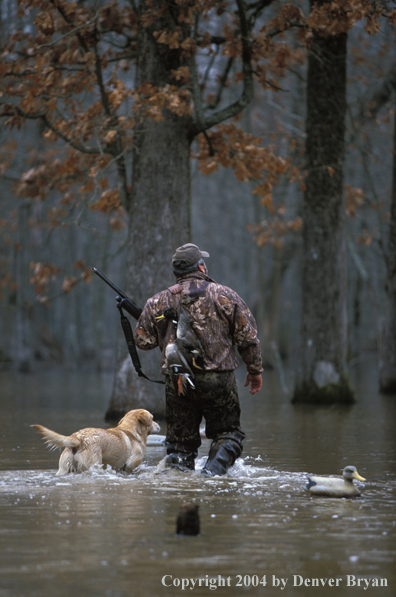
[117,300,165,385]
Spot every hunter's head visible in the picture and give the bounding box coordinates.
[172,243,209,277]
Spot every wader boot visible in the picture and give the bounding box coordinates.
[201,431,245,477]
[164,451,196,471]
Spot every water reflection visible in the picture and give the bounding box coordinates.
[0,363,395,596]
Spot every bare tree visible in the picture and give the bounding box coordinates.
[380,98,396,393]
[293,0,354,403]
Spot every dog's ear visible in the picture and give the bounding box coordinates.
[137,410,152,427]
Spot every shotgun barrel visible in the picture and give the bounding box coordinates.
[91,267,142,320]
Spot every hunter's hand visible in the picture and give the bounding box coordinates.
[244,373,262,395]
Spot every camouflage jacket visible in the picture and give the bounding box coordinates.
[134,271,263,375]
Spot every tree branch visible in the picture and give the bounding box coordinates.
[201,46,219,92]
[91,34,131,209]
[49,0,90,53]
[127,0,139,17]
[247,0,274,30]
[41,114,100,155]
[0,102,99,154]
[37,11,99,50]
[204,56,234,111]
[191,0,254,135]
[357,61,396,122]
[93,39,113,118]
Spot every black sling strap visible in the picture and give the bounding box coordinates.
[117,300,165,385]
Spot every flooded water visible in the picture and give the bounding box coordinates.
[0,362,395,596]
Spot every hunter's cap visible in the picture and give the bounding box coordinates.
[172,243,210,267]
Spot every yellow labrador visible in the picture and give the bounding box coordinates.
[32,409,160,476]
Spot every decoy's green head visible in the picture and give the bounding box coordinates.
[343,465,365,482]
[172,243,210,277]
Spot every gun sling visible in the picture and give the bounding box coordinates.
[117,303,165,385]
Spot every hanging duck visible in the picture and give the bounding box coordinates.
[176,295,205,370]
[165,342,196,395]
[305,465,366,498]
[156,295,205,395]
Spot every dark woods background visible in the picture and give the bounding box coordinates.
[0,0,395,417]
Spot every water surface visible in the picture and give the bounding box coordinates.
[0,363,395,596]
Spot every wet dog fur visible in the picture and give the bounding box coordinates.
[32,409,160,476]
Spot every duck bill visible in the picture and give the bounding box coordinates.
[354,472,366,481]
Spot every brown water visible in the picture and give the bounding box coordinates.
[0,362,395,597]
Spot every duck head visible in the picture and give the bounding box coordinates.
[343,465,365,482]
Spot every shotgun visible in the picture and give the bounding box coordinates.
[91,267,142,320]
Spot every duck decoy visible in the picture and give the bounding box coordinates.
[306,465,366,498]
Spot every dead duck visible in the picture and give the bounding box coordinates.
[155,307,178,325]
[165,342,196,395]
[306,465,366,498]
[176,304,204,370]
[155,297,204,368]
[158,296,205,395]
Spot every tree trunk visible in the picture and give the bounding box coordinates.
[292,18,354,403]
[379,103,396,393]
[106,3,191,420]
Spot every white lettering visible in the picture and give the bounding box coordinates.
[162,575,172,587]
[272,575,288,589]
[293,575,303,586]
[329,578,342,586]
[363,579,371,590]
[189,579,196,590]
[346,576,387,589]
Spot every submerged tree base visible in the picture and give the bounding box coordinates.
[105,407,129,423]
[105,405,166,423]
[292,378,355,404]
[379,377,396,395]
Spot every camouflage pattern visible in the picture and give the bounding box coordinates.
[134,271,263,375]
[165,370,245,456]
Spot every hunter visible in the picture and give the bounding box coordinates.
[134,243,263,476]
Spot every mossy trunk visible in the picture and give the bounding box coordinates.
[293,15,354,404]
[379,104,396,394]
[106,2,191,420]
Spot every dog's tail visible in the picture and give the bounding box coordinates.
[31,425,81,451]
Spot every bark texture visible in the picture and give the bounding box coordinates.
[293,21,354,403]
[379,105,396,393]
[106,2,191,420]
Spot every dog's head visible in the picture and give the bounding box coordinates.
[118,409,160,435]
